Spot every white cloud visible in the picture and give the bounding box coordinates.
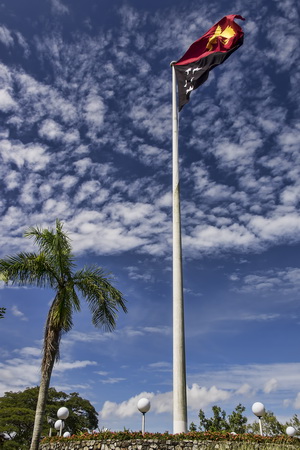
[11,305,28,321]
[233,267,300,295]
[188,384,231,410]
[0,344,98,396]
[15,31,30,57]
[84,94,106,131]
[18,347,41,357]
[264,378,278,394]
[53,360,97,372]
[188,363,300,394]
[49,0,69,15]
[0,89,16,112]
[59,175,78,190]
[65,326,171,346]
[100,391,155,419]
[0,140,50,171]
[148,362,171,370]
[126,266,153,282]
[100,377,126,384]
[294,393,300,409]
[0,26,14,47]
[39,119,63,141]
[100,384,230,419]
[0,356,40,395]
[138,144,169,167]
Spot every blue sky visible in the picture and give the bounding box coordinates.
[0,0,300,435]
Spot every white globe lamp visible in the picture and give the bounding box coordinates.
[286,426,296,437]
[63,431,71,438]
[54,420,64,431]
[252,402,265,417]
[252,402,265,436]
[137,398,151,435]
[137,398,151,414]
[57,407,69,420]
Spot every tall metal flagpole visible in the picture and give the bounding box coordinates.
[171,62,187,434]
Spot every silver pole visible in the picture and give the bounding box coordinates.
[142,412,145,435]
[171,62,187,434]
[259,417,263,436]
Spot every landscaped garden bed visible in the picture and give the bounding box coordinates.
[40,431,300,450]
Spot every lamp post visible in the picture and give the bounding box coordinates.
[57,407,69,437]
[137,398,151,435]
[47,417,55,437]
[252,402,265,436]
[286,426,296,437]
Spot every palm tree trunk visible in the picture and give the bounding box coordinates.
[30,366,53,450]
[30,321,60,450]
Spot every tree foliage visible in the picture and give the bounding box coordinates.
[198,404,247,433]
[228,404,248,434]
[189,422,197,432]
[195,404,288,436]
[0,387,98,449]
[247,410,285,436]
[286,414,300,434]
[0,307,5,319]
[198,405,230,432]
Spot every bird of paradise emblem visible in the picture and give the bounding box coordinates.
[206,25,236,51]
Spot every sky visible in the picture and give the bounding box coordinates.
[0,0,300,436]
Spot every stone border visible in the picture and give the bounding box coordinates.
[40,439,298,450]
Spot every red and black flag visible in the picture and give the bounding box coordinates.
[174,14,245,111]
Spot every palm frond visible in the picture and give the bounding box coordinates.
[47,286,81,333]
[42,284,81,367]
[74,266,127,332]
[24,220,75,279]
[0,252,58,288]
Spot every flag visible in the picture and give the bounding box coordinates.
[174,14,245,111]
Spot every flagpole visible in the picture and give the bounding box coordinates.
[171,62,187,434]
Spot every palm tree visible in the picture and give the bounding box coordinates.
[0,220,127,450]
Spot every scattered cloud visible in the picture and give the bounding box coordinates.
[0,26,14,47]
[53,360,97,372]
[49,0,69,15]
[231,267,300,295]
[11,305,28,321]
[0,1,298,261]
[64,326,171,346]
[264,378,278,394]
[100,377,126,384]
[0,345,97,396]
[0,89,16,112]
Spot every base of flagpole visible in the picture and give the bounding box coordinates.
[173,420,187,434]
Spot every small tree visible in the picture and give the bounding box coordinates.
[247,410,284,436]
[189,422,197,431]
[0,387,98,448]
[198,405,229,432]
[228,403,248,434]
[198,404,248,433]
